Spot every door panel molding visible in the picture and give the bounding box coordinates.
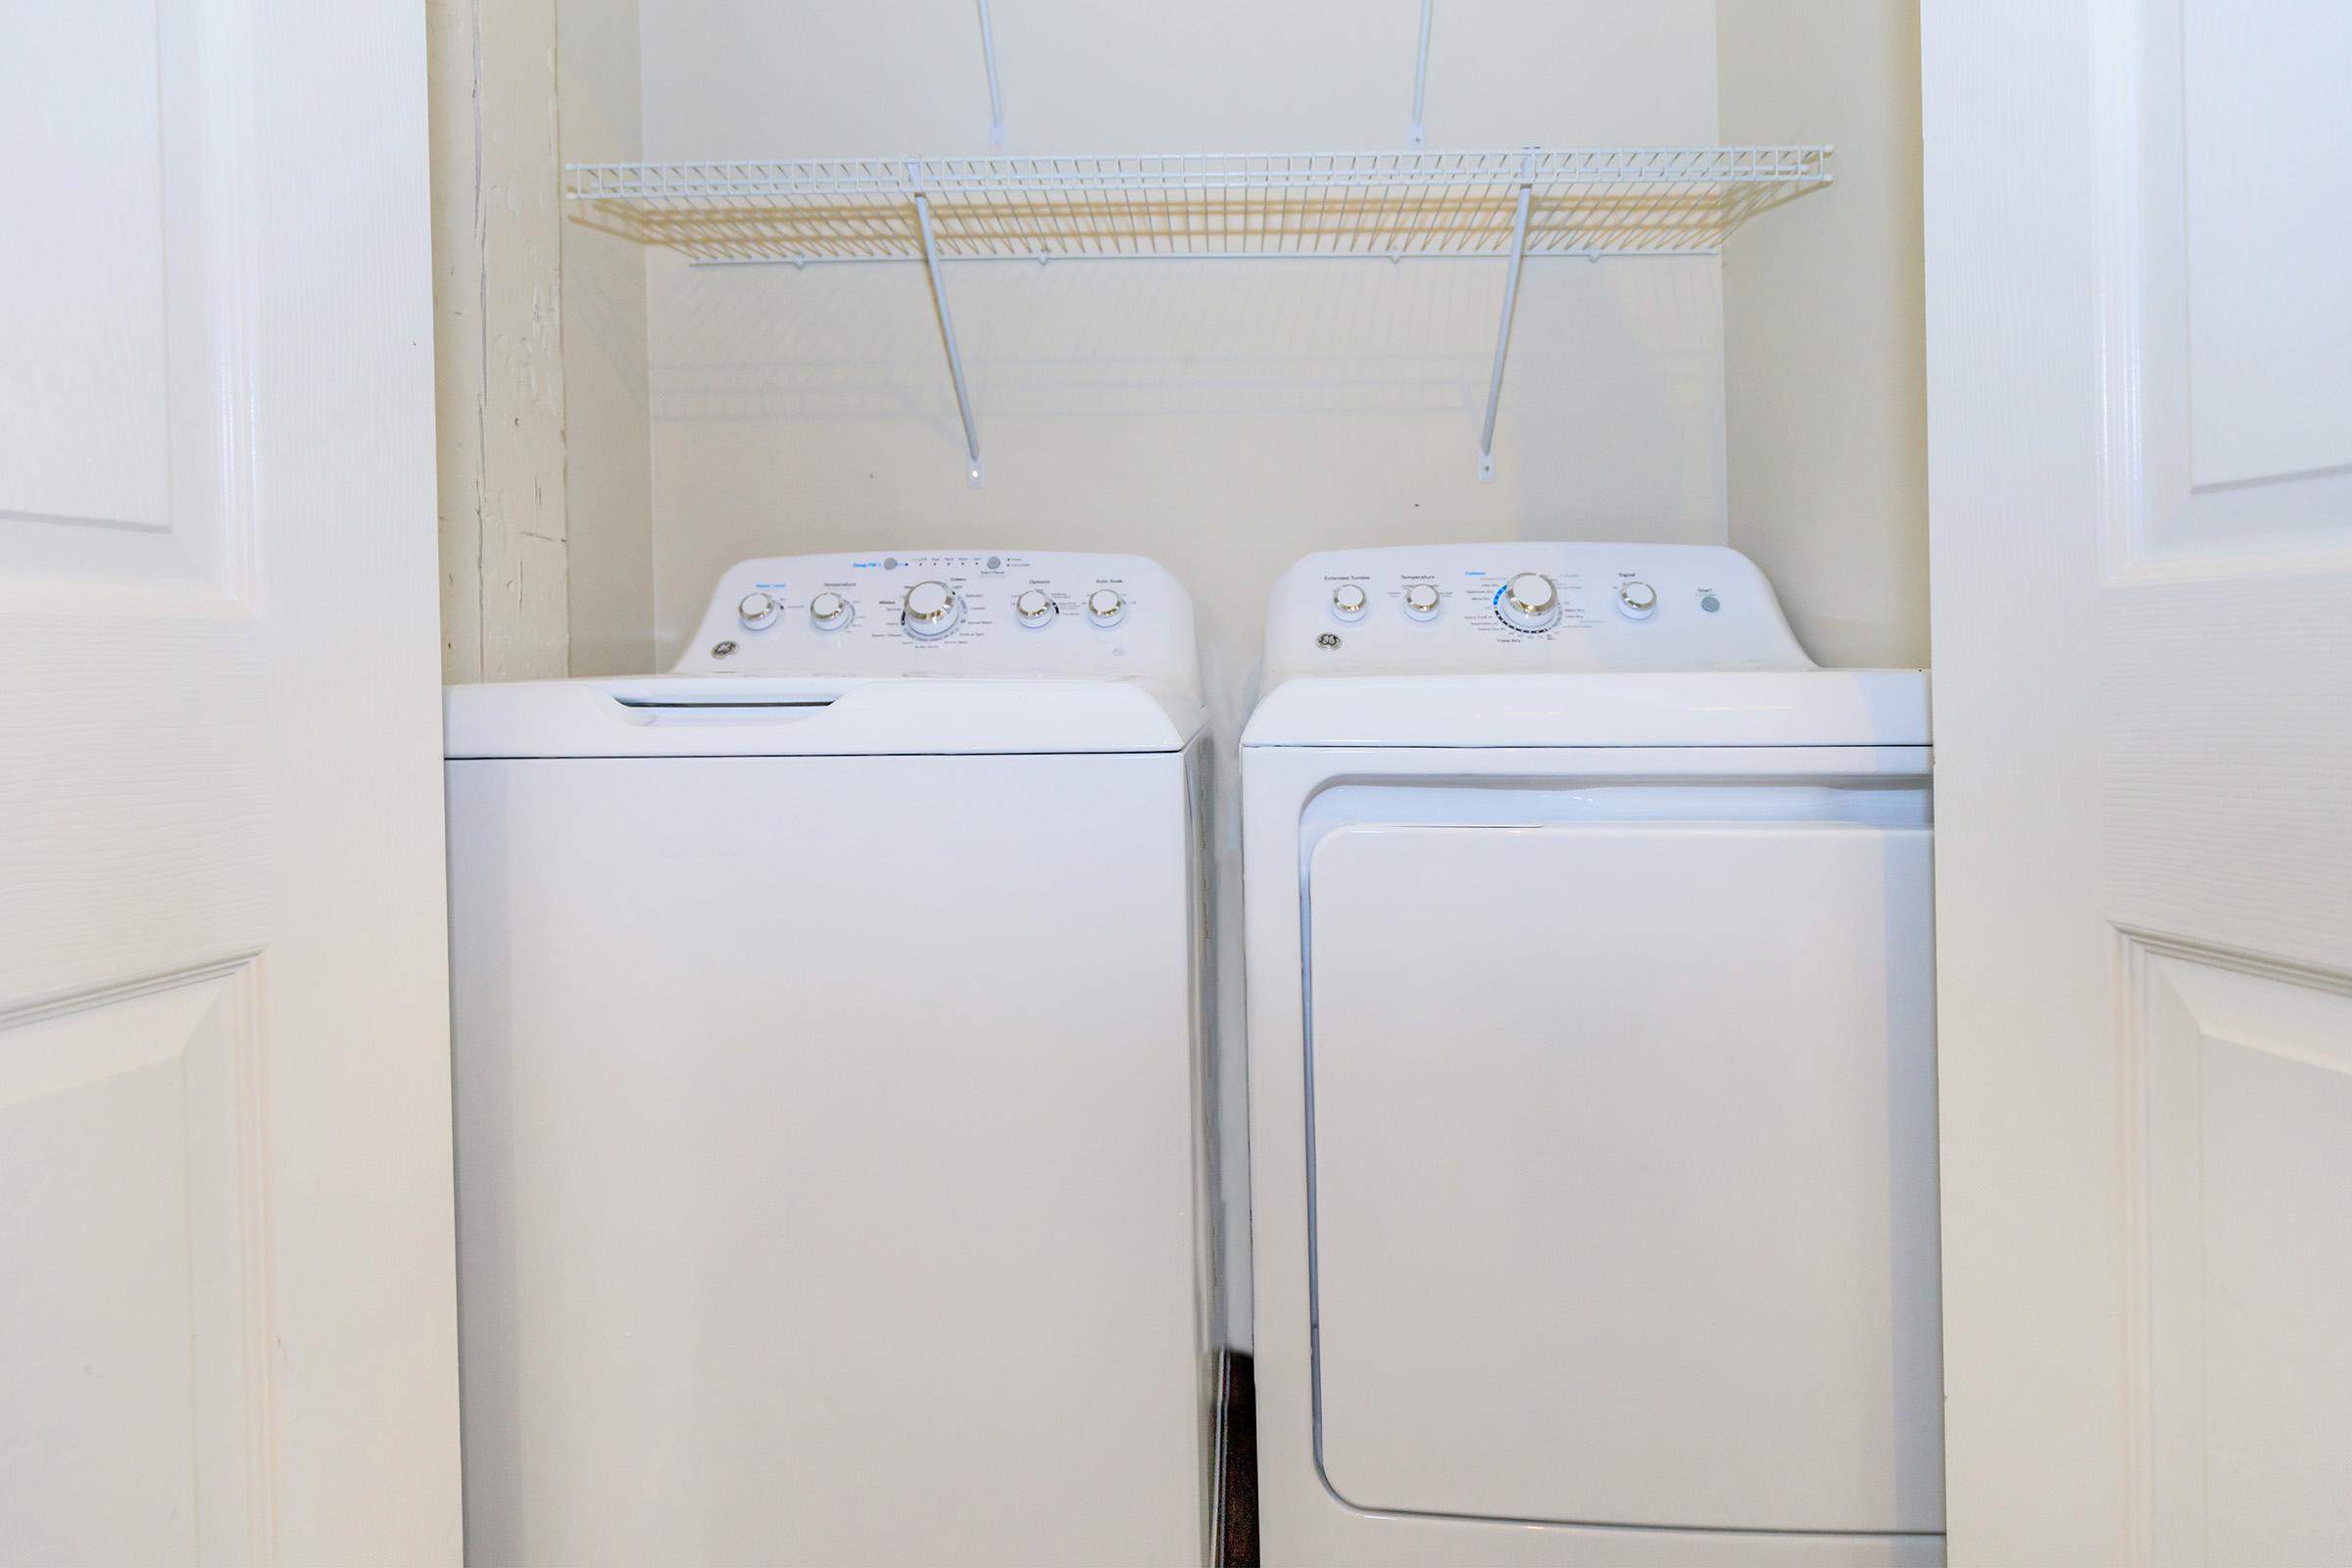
[0,0,257,607]
[2090,0,2352,582]
[2118,929,2352,1567]
[0,953,276,1566]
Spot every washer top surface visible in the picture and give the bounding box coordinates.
[1243,544,1927,749]
[447,550,1204,759]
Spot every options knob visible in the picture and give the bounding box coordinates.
[1330,583,1369,622]
[1616,580,1659,620]
[1496,571,1562,633]
[1013,587,1057,628]
[901,579,963,639]
[1085,588,1128,628]
[1402,583,1442,621]
[808,591,851,631]
[737,591,780,630]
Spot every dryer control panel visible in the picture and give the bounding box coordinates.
[1263,543,1816,680]
[674,550,1199,694]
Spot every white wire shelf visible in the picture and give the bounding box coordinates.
[566,146,1833,264]
[566,146,1834,485]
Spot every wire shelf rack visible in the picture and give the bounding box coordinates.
[566,146,1833,264]
[567,146,1834,485]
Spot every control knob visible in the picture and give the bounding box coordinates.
[1085,588,1128,628]
[1616,580,1658,620]
[1402,583,1442,621]
[1496,571,1562,633]
[901,579,963,639]
[809,591,851,630]
[1013,588,1058,628]
[1330,583,1369,622]
[737,591,780,630]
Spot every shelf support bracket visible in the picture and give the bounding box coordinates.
[1477,150,1537,482]
[910,172,986,487]
[1408,0,1434,148]
[976,0,1007,148]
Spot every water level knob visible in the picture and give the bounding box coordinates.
[1496,572,1561,633]
[738,591,780,629]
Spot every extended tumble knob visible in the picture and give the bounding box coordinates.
[1497,571,1562,633]
[1013,588,1057,628]
[1330,583,1369,622]
[901,579,963,639]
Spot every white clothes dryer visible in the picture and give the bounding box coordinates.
[446,551,1215,1567]
[1240,544,1941,1567]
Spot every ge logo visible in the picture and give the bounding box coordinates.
[1317,632,1342,651]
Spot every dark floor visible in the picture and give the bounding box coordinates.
[1218,1352,1258,1568]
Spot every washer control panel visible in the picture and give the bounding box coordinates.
[675,550,1198,691]
[1265,543,1814,679]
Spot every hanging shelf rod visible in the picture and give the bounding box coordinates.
[565,146,1834,484]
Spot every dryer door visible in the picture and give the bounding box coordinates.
[1305,814,1941,1534]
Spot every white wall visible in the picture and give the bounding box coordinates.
[1719,0,1929,667]
[428,0,571,682]
[561,0,655,676]
[635,0,1726,1350]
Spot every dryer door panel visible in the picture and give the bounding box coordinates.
[1306,821,1941,1534]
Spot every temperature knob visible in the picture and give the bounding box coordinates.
[1402,583,1442,621]
[1330,583,1369,622]
[1616,580,1659,620]
[1013,588,1057,628]
[1496,571,1561,633]
[737,591,780,629]
[901,579,963,639]
[808,591,851,631]
[1085,588,1128,628]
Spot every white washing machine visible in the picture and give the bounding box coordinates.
[445,551,1215,1567]
[1240,544,1942,1567]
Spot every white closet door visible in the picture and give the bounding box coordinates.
[1924,1,2352,1562]
[0,1,462,1562]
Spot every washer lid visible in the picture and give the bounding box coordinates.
[445,675,1203,759]
[1242,669,1929,749]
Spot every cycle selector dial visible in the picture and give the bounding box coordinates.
[1085,588,1128,628]
[1013,588,1057,628]
[737,591,780,630]
[1330,583,1369,622]
[901,579,963,639]
[1402,583,1442,621]
[808,591,851,631]
[1497,571,1562,632]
